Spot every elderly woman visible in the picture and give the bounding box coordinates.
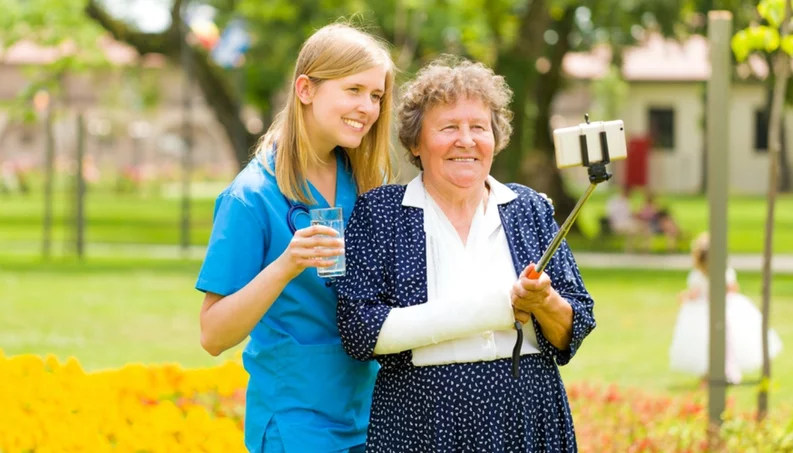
[335,56,596,452]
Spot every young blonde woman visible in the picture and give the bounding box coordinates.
[195,23,395,453]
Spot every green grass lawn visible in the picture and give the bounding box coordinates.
[2,255,791,412]
[563,267,793,411]
[0,256,239,369]
[2,189,793,254]
[569,192,793,254]
[0,191,216,246]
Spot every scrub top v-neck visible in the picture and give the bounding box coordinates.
[196,148,377,453]
[304,153,343,210]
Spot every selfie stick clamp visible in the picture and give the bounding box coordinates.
[511,114,613,379]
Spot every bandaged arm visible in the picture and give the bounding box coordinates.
[373,286,515,355]
[336,192,516,362]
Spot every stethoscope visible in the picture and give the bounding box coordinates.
[280,151,350,235]
[284,194,310,235]
[283,193,338,288]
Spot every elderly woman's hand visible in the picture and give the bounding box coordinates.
[511,263,555,321]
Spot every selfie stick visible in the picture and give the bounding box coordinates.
[511,114,614,379]
[528,116,613,278]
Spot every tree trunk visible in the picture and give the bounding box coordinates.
[780,112,791,191]
[393,0,426,70]
[700,82,708,194]
[85,0,258,169]
[0,117,9,153]
[526,7,578,224]
[492,0,549,183]
[758,1,791,421]
[491,1,581,225]
[763,69,792,193]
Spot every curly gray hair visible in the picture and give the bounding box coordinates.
[396,55,514,169]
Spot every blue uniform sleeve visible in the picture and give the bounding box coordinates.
[335,193,394,362]
[531,197,596,366]
[196,194,267,297]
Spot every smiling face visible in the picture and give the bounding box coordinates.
[299,65,387,155]
[412,97,495,196]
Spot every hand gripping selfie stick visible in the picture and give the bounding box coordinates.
[510,114,628,379]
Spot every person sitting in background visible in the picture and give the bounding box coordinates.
[656,207,682,250]
[636,192,661,230]
[637,192,682,251]
[604,186,646,251]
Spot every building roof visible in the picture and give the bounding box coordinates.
[563,33,770,82]
[0,36,166,68]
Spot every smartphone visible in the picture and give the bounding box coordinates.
[552,120,627,169]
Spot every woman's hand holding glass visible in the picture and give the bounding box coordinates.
[277,225,345,280]
[511,263,554,324]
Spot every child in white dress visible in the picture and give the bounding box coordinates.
[669,233,783,384]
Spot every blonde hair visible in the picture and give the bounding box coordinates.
[691,232,710,274]
[256,23,395,203]
[396,55,514,169]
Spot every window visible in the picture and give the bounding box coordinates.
[755,109,768,152]
[648,108,675,150]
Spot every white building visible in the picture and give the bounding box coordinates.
[556,33,791,195]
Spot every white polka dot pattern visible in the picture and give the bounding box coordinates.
[335,182,596,452]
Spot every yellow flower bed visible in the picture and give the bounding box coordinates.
[4,349,792,452]
[0,350,248,453]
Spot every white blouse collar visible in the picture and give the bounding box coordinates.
[401,173,517,209]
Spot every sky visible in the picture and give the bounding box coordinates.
[101,0,172,33]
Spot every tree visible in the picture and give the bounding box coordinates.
[81,0,716,224]
[506,0,706,221]
[85,0,249,165]
[9,0,768,225]
[1,0,116,257]
[471,0,748,222]
[759,55,793,192]
[731,0,793,420]
[85,0,404,166]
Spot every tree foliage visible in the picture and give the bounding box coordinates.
[732,0,793,61]
[0,0,769,220]
[730,0,792,421]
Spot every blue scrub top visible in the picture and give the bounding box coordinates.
[196,149,378,453]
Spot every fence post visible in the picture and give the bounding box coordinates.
[74,112,86,259]
[706,10,732,439]
[42,104,55,259]
[180,0,193,256]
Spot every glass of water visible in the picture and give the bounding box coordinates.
[310,207,345,278]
